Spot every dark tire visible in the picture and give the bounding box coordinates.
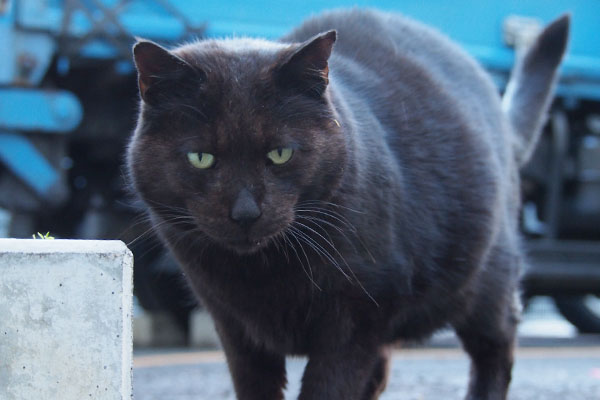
[553,295,600,334]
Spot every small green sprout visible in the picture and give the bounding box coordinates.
[32,232,54,240]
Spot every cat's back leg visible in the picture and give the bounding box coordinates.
[452,246,522,400]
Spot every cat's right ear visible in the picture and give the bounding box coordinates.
[133,40,194,104]
[276,30,337,98]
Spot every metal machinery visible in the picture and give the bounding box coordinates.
[1,0,599,333]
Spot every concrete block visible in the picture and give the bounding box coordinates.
[0,239,133,400]
[189,309,221,349]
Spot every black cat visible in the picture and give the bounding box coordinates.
[127,9,569,400]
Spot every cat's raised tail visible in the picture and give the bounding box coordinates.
[502,14,570,166]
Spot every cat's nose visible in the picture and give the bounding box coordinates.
[230,188,262,228]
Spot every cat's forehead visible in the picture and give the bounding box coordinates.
[174,39,292,140]
[166,38,317,152]
[174,38,290,106]
[175,38,289,73]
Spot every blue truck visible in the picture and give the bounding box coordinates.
[1,0,599,334]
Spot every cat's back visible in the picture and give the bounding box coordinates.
[283,9,507,152]
[283,8,511,192]
[282,9,493,97]
[284,9,515,263]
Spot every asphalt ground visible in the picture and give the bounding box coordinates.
[134,297,600,399]
[133,339,600,400]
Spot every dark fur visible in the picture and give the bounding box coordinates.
[127,9,569,400]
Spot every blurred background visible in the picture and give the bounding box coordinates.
[0,0,599,351]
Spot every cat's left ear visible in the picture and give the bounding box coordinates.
[276,30,337,97]
[133,40,196,104]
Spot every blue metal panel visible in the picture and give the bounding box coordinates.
[0,0,16,84]
[0,132,59,196]
[15,1,599,58]
[0,89,82,133]
[13,0,595,100]
[0,0,597,207]
[5,1,600,100]
[0,1,56,86]
[13,32,56,85]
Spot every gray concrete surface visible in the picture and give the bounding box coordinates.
[133,344,600,399]
[0,239,133,400]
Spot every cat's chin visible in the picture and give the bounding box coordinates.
[221,238,270,255]
[214,226,288,255]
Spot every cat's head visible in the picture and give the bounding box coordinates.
[127,31,347,254]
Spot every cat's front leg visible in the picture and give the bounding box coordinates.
[212,313,287,400]
[299,345,382,400]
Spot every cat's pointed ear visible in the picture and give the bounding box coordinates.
[133,40,195,104]
[276,30,337,97]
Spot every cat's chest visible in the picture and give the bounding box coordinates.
[236,288,322,353]
[193,257,341,353]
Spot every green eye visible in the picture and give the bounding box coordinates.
[267,147,293,165]
[187,152,215,169]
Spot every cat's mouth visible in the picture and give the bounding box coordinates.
[191,213,292,255]
[225,238,265,254]
[221,230,282,255]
